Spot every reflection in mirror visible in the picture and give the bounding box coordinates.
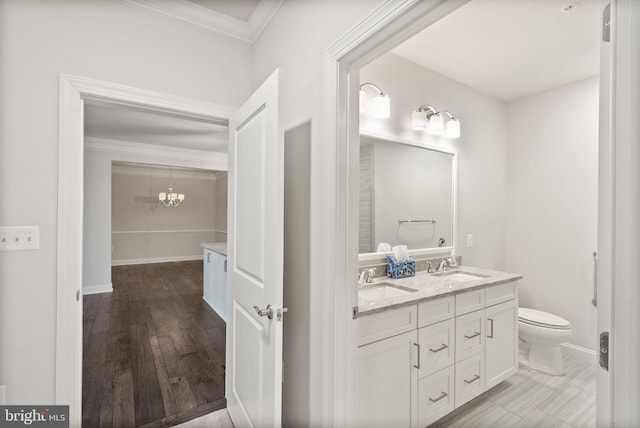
[359,135,455,254]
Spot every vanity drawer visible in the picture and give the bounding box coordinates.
[455,309,485,361]
[454,353,485,408]
[418,318,455,378]
[485,281,518,307]
[358,304,418,346]
[418,365,455,427]
[455,288,485,315]
[418,296,454,327]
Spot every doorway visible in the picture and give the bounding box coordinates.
[56,75,235,425]
[320,0,612,425]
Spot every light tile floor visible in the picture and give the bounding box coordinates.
[431,357,596,428]
[176,357,595,428]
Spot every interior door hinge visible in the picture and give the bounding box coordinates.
[602,3,611,42]
[599,331,609,371]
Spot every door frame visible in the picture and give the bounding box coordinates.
[56,74,235,426]
[320,0,634,425]
[318,1,469,424]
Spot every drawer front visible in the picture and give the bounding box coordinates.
[418,365,455,427]
[455,353,485,408]
[358,305,418,346]
[418,318,455,378]
[455,310,485,361]
[485,281,518,307]
[418,296,454,328]
[455,289,485,315]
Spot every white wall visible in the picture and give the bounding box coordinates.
[252,2,385,424]
[283,121,311,427]
[505,77,599,353]
[111,164,226,265]
[360,53,509,269]
[0,0,250,404]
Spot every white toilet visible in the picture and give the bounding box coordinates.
[518,308,572,376]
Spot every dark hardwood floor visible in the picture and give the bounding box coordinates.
[83,261,226,427]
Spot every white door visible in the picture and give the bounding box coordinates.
[226,69,285,427]
[596,1,612,424]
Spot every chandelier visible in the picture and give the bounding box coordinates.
[158,167,184,207]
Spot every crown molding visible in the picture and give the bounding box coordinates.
[85,137,228,171]
[120,0,283,43]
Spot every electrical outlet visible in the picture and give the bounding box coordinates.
[466,233,474,248]
[0,385,6,405]
[0,226,40,252]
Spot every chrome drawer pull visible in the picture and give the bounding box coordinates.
[429,343,448,353]
[464,374,480,384]
[429,391,448,403]
[413,343,421,369]
[464,331,480,339]
[488,318,494,338]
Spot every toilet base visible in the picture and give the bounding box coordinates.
[519,339,566,376]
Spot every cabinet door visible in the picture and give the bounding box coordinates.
[203,249,215,304]
[485,299,518,389]
[218,256,228,322]
[355,330,418,427]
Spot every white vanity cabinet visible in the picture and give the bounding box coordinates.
[203,248,228,322]
[356,280,518,427]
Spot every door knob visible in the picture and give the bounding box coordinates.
[253,304,273,319]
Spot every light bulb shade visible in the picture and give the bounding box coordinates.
[446,119,461,139]
[159,192,166,200]
[178,193,185,201]
[372,93,390,118]
[429,113,444,134]
[411,111,427,130]
[359,89,366,113]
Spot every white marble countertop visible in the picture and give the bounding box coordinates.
[201,242,227,257]
[355,265,522,318]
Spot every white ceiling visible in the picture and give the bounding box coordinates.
[84,102,228,152]
[392,0,601,101]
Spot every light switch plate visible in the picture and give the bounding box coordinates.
[466,233,474,248]
[0,226,40,252]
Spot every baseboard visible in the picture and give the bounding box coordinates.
[560,342,597,365]
[83,283,113,295]
[112,255,203,266]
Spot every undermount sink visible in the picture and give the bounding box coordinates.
[431,270,488,282]
[358,282,416,304]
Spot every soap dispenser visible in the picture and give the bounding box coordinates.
[449,249,458,268]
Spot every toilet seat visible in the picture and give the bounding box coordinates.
[518,308,571,330]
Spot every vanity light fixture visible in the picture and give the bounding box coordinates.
[158,166,185,207]
[359,82,390,118]
[411,105,461,139]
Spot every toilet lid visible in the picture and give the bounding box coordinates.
[518,308,571,329]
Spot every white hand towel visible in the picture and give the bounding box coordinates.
[392,245,409,261]
[376,242,392,252]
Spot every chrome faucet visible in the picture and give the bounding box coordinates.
[437,258,450,272]
[358,268,376,284]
